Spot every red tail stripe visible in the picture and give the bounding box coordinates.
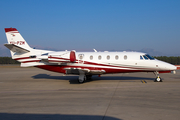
[5,28,19,32]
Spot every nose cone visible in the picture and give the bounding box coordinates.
[157,60,176,70]
[165,63,176,70]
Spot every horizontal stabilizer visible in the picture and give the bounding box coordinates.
[21,62,46,67]
[4,44,30,53]
[21,63,35,67]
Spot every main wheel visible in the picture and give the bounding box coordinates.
[86,75,92,80]
[78,76,86,83]
[78,78,84,83]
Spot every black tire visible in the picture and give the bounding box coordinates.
[78,79,84,83]
[86,75,92,80]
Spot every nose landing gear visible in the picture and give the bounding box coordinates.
[154,71,162,82]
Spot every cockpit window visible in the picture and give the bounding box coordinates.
[140,56,143,60]
[142,54,155,60]
[143,55,148,60]
[145,54,155,60]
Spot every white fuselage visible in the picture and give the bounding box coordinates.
[13,49,176,74]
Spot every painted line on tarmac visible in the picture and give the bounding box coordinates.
[141,80,147,83]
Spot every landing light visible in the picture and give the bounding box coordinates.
[172,70,176,74]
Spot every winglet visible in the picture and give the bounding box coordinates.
[93,49,97,52]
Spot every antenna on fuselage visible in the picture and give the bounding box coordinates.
[93,49,97,52]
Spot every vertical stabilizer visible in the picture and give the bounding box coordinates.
[4,28,31,56]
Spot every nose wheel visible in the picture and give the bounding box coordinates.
[154,71,163,82]
[155,76,162,82]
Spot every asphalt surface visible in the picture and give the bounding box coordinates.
[0,65,180,120]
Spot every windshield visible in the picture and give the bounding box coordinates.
[143,55,148,60]
[145,54,155,60]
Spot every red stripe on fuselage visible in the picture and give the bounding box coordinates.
[22,60,40,63]
[13,56,161,72]
[14,57,31,60]
[48,57,155,70]
[159,71,171,73]
[83,61,156,71]
[36,65,66,74]
[14,57,40,63]
[48,60,78,63]
[14,56,156,71]
[36,65,155,74]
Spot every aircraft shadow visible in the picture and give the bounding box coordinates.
[0,113,121,120]
[32,74,155,84]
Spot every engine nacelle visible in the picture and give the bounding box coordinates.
[48,51,76,63]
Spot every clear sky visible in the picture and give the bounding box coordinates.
[0,0,180,56]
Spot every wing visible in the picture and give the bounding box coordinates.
[64,67,105,75]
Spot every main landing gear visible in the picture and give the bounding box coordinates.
[78,71,92,83]
[154,71,162,82]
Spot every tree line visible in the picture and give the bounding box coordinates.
[0,57,20,64]
[154,56,180,65]
[0,56,180,65]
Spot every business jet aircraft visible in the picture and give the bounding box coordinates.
[4,28,178,83]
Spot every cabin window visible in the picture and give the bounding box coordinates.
[78,54,84,60]
[107,55,110,60]
[90,55,93,60]
[115,55,119,60]
[98,55,102,60]
[124,55,127,60]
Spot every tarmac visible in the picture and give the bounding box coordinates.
[0,65,180,120]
